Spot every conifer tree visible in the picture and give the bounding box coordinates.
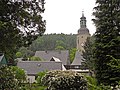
[82,36,95,71]
[93,0,120,88]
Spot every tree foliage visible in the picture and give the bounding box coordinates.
[16,34,76,60]
[42,70,87,90]
[107,56,120,88]
[16,52,23,58]
[82,36,95,70]
[36,71,46,86]
[0,0,45,63]
[18,46,35,58]
[70,48,77,63]
[85,76,111,90]
[0,65,26,89]
[55,45,65,50]
[30,56,42,61]
[11,66,26,84]
[29,33,76,51]
[93,0,120,87]
[0,65,18,89]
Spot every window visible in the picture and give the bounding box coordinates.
[74,66,79,69]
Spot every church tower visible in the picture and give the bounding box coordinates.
[77,11,90,52]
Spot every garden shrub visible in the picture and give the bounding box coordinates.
[42,70,87,90]
[0,65,18,89]
[36,71,47,85]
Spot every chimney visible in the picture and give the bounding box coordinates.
[45,51,48,54]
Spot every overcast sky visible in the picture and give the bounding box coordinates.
[43,0,96,35]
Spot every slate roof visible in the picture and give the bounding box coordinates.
[34,50,70,65]
[71,51,84,65]
[78,28,90,35]
[50,57,66,70]
[17,61,62,75]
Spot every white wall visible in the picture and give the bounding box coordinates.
[27,75,36,83]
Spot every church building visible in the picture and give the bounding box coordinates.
[71,11,91,70]
[77,11,91,52]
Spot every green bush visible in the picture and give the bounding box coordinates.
[11,66,26,84]
[42,70,87,90]
[85,76,111,90]
[0,65,18,89]
[30,56,42,61]
[16,52,23,58]
[36,71,46,85]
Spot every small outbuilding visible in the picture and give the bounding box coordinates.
[0,53,7,65]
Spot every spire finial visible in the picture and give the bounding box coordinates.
[80,10,86,28]
[82,10,84,17]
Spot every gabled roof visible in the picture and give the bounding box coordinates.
[50,57,61,62]
[34,50,70,65]
[17,61,62,75]
[71,51,84,65]
[50,57,66,70]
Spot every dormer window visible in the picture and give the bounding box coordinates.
[37,64,41,67]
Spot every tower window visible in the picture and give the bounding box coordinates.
[81,36,83,38]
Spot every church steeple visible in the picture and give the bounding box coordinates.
[80,11,86,28]
[77,11,90,52]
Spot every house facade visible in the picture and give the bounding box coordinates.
[17,61,63,83]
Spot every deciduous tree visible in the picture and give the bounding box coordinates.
[0,0,45,64]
